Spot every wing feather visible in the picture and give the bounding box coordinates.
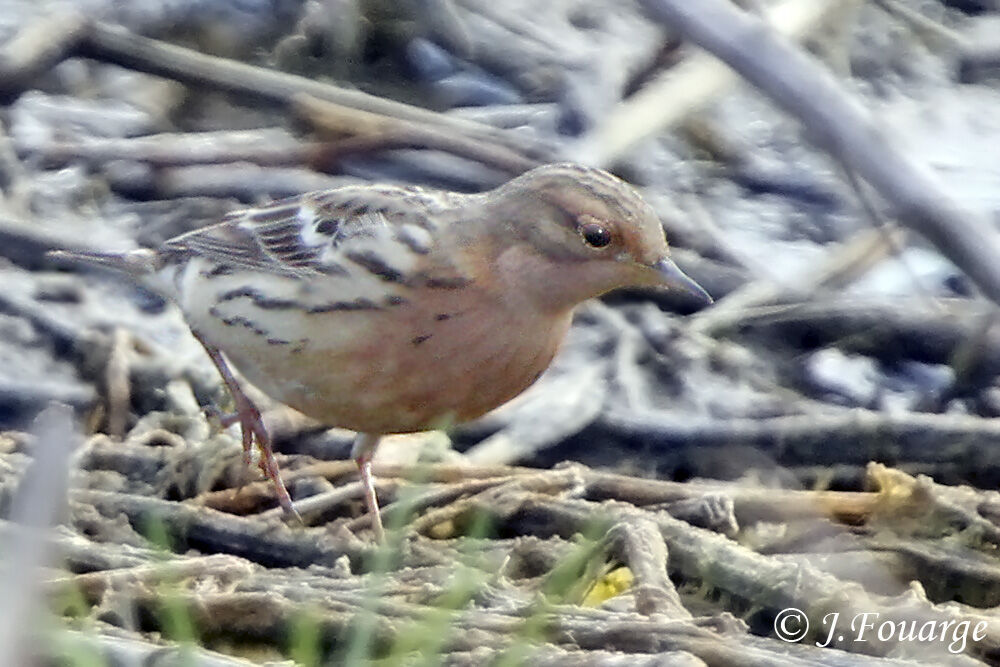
[160,185,473,287]
[162,189,405,278]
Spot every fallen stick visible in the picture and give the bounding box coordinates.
[73,489,370,567]
[689,227,908,336]
[49,629,259,667]
[631,0,1000,308]
[570,0,846,165]
[0,13,90,102]
[502,493,1000,662]
[77,22,549,162]
[0,15,551,166]
[22,116,539,176]
[715,297,999,368]
[293,94,540,174]
[598,406,1000,467]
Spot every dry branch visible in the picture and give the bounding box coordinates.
[294,94,541,174]
[713,297,998,370]
[571,0,846,165]
[498,493,999,662]
[598,407,1000,467]
[632,0,1000,309]
[689,228,910,336]
[3,2,1000,664]
[49,629,261,667]
[76,21,550,162]
[73,489,371,568]
[0,13,90,102]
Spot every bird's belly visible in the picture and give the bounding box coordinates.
[184,277,571,433]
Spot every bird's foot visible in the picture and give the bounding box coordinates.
[194,331,301,524]
[231,396,301,524]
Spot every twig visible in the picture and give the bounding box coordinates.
[633,0,1000,308]
[49,628,260,667]
[873,0,966,50]
[407,468,585,537]
[257,478,397,526]
[48,553,253,603]
[570,0,846,165]
[197,459,887,530]
[72,489,370,567]
[346,477,507,534]
[18,129,306,168]
[497,493,1000,662]
[76,22,550,162]
[0,13,90,102]
[23,119,540,177]
[583,468,877,526]
[293,94,541,175]
[689,227,907,336]
[148,164,359,201]
[608,517,690,618]
[104,328,132,440]
[598,405,1000,467]
[718,297,1000,372]
[195,461,541,508]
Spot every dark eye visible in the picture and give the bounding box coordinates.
[581,222,612,248]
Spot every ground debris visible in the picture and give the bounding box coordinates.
[2,0,1000,664]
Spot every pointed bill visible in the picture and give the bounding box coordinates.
[652,257,713,305]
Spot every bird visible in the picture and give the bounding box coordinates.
[51,162,712,540]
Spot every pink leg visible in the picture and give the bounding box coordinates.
[351,433,384,542]
[192,331,301,523]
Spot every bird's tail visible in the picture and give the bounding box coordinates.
[47,248,161,275]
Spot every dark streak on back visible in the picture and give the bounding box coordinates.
[345,250,407,284]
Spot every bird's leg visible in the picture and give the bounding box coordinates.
[351,433,384,542]
[192,331,301,523]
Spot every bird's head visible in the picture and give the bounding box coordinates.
[486,163,712,311]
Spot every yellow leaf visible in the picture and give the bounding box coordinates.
[581,567,634,607]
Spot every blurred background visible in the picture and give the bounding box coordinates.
[2,0,1000,665]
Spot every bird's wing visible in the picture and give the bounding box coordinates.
[161,186,454,279]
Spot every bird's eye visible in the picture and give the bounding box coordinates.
[580,221,612,248]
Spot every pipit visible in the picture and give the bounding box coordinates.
[53,163,711,539]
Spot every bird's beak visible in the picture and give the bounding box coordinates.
[652,257,713,305]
